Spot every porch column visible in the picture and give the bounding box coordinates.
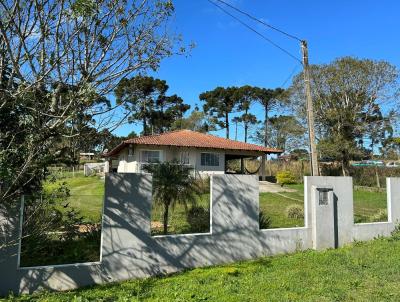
[240,157,244,174]
[261,154,266,181]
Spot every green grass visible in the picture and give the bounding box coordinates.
[6,235,400,301]
[259,184,305,229]
[353,189,388,223]
[44,171,105,223]
[151,194,210,235]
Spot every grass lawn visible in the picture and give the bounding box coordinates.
[44,171,105,223]
[6,235,400,301]
[353,188,388,223]
[259,184,305,228]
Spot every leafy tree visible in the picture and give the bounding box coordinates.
[252,115,306,152]
[231,116,241,140]
[115,76,190,135]
[253,87,286,147]
[235,86,259,142]
[289,57,399,175]
[200,87,238,139]
[152,94,190,133]
[115,76,169,135]
[0,0,186,203]
[172,106,216,133]
[143,161,200,235]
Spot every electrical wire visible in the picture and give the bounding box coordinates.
[280,63,301,87]
[207,0,302,64]
[213,0,302,42]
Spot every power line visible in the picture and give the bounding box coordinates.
[207,0,302,64]
[213,0,302,42]
[280,63,301,87]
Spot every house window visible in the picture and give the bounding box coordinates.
[201,153,219,166]
[180,151,190,165]
[141,150,160,163]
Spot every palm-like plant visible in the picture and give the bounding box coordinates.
[142,160,200,235]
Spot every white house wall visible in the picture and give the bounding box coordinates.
[115,145,227,176]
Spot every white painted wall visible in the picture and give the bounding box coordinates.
[114,145,226,176]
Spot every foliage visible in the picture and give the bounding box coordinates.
[19,184,97,266]
[259,212,272,229]
[253,115,306,152]
[286,204,304,219]
[276,171,297,186]
[370,209,388,222]
[253,87,286,147]
[0,0,186,204]
[390,224,400,241]
[321,165,400,188]
[200,87,238,139]
[234,86,259,142]
[143,161,201,234]
[171,106,216,133]
[186,206,210,233]
[115,76,190,135]
[290,57,399,175]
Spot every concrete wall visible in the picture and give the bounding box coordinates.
[0,175,399,296]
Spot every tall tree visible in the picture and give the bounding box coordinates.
[153,94,190,133]
[253,87,286,147]
[231,116,241,140]
[200,87,238,139]
[115,76,169,135]
[235,86,258,142]
[289,57,399,175]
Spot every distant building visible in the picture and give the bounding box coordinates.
[79,152,95,161]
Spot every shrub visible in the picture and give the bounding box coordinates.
[259,212,272,229]
[370,209,388,222]
[186,206,210,233]
[286,204,304,219]
[390,224,400,241]
[276,171,296,186]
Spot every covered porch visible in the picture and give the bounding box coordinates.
[224,152,267,180]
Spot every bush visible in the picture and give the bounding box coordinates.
[321,165,400,188]
[186,206,210,233]
[370,209,388,222]
[259,212,272,229]
[286,204,304,219]
[276,171,296,186]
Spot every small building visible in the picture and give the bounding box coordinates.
[79,152,95,161]
[103,130,282,179]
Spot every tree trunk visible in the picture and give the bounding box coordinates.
[143,116,147,135]
[341,150,349,176]
[234,122,238,140]
[225,113,229,139]
[264,104,268,147]
[375,166,381,188]
[244,123,248,143]
[163,202,169,235]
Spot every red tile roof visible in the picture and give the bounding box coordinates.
[104,130,283,157]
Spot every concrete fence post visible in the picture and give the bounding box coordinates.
[0,201,21,296]
[387,178,400,225]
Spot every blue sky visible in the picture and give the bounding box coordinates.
[114,0,400,141]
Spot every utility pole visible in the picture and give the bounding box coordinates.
[301,40,319,176]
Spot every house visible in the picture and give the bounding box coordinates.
[103,129,283,179]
